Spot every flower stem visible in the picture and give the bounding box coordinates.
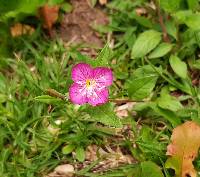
[154,0,170,43]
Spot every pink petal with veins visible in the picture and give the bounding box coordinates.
[71,63,92,84]
[87,88,109,106]
[93,67,113,87]
[69,83,87,105]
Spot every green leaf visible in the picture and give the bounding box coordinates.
[95,43,111,66]
[34,95,63,104]
[165,157,180,176]
[187,0,199,10]
[76,146,85,162]
[62,144,75,155]
[60,2,73,13]
[127,65,160,100]
[165,20,178,40]
[0,94,7,103]
[48,0,64,6]
[141,161,164,177]
[124,27,136,48]
[130,12,153,28]
[157,87,183,112]
[174,11,200,30]
[150,103,181,127]
[184,14,200,30]
[86,103,122,128]
[160,0,182,13]
[131,30,161,59]
[75,44,111,67]
[192,59,200,70]
[169,55,187,79]
[0,0,46,21]
[148,43,173,59]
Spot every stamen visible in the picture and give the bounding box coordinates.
[86,79,96,89]
[86,79,91,87]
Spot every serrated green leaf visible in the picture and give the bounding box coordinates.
[131,30,161,59]
[127,65,160,100]
[86,103,122,128]
[148,43,173,59]
[95,43,111,66]
[75,44,110,67]
[169,55,188,79]
[76,146,85,162]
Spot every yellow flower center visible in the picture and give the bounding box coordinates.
[86,79,95,88]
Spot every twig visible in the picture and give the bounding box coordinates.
[46,88,145,104]
[46,88,67,100]
[109,98,144,104]
[154,0,170,43]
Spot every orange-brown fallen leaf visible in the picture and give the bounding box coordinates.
[99,0,107,5]
[39,4,59,36]
[10,23,35,37]
[166,121,200,177]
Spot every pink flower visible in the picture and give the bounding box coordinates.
[69,63,113,106]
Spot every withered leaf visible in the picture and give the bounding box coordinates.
[10,23,35,37]
[39,4,59,35]
[166,121,200,177]
[99,0,107,5]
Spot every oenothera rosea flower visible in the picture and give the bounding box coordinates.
[69,63,113,106]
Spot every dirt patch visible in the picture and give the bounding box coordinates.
[59,0,109,48]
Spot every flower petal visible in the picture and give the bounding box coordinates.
[69,83,87,105]
[72,63,92,83]
[87,88,109,106]
[93,67,113,87]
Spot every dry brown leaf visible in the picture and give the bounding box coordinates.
[114,102,135,118]
[166,121,200,177]
[135,8,147,16]
[84,144,135,173]
[39,4,59,35]
[46,164,74,177]
[10,23,35,37]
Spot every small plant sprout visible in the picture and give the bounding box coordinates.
[69,63,113,106]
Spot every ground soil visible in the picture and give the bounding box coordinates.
[59,0,109,48]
